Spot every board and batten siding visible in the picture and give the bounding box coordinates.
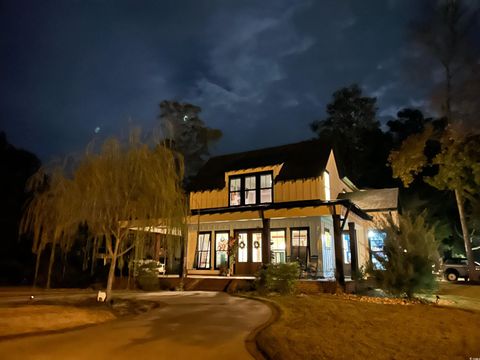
[190,151,351,210]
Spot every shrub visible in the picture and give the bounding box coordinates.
[256,262,300,295]
[369,212,440,298]
[136,262,160,291]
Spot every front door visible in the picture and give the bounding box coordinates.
[235,230,263,275]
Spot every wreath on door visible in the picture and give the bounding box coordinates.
[253,240,260,249]
[239,241,246,249]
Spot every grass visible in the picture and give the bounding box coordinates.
[0,297,159,338]
[0,304,115,337]
[257,293,480,360]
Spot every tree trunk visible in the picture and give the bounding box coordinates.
[105,240,119,301]
[454,189,477,280]
[33,249,42,288]
[46,241,56,289]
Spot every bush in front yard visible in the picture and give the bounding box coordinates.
[256,262,300,294]
[136,262,159,291]
[369,212,440,298]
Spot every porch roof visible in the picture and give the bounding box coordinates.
[190,199,372,221]
[337,188,399,212]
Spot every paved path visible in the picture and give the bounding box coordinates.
[0,291,271,360]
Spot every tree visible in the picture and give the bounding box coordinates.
[0,132,41,285]
[411,0,479,119]
[21,130,187,299]
[370,213,440,298]
[159,100,222,180]
[310,84,392,187]
[389,127,480,280]
[392,0,480,278]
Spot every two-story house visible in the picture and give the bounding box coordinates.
[185,139,398,281]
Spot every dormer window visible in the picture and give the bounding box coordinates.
[229,172,273,206]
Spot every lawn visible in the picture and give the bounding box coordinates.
[0,304,115,337]
[257,293,480,360]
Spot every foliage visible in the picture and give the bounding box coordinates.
[426,131,480,197]
[411,0,479,118]
[310,84,392,188]
[159,100,222,179]
[136,262,160,291]
[369,213,440,298]
[388,124,434,187]
[256,263,300,295]
[20,129,187,298]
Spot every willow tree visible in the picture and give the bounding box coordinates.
[22,130,187,298]
[20,166,78,288]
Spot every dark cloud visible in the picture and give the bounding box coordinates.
[0,0,444,160]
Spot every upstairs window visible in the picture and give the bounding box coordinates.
[229,178,241,206]
[245,176,256,204]
[228,172,273,206]
[324,171,331,201]
[260,174,273,203]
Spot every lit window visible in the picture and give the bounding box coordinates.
[291,228,309,267]
[229,178,241,206]
[237,233,248,262]
[228,172,273,206]
[195,233,211,269]
[324,171,331,201]
[245,176,256,204]
[260,174,273,203]
[343,233,351,264]
[252,233,262,262]
[215,232,229,269]
[368,230,386,270]
[270,230,286,264]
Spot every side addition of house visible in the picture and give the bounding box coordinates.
[185,139,398,281]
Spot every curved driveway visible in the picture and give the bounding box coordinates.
[0,291,271,360]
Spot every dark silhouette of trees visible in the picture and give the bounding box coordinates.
[159,100,222,181]
[310,84,393,188]
[0,131,40,285]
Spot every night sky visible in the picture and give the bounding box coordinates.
[1,0,444,162]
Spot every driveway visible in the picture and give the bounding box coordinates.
[0,291,271,360]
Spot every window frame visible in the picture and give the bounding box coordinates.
[290,227,310,266]
[214,231,230,270]
[228,171,273,207]
[195,232,212,269]
[368,230,386,270]
[270,228,287,264]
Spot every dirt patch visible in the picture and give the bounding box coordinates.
[257,294,480,360]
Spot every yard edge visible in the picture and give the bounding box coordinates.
[234,293,282,360]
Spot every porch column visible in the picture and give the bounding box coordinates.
[262,216,271,264]
[332,214,345,286]
[348,222,358,279]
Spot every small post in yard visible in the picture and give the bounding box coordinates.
[332,213,345,288]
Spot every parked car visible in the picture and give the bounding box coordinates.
[442,258,480,281]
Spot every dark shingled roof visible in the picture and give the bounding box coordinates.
[338,188,399,212]
[189,139,332,192]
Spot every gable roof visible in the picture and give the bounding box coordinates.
[338,188,399,212]
[189,139,332,192]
